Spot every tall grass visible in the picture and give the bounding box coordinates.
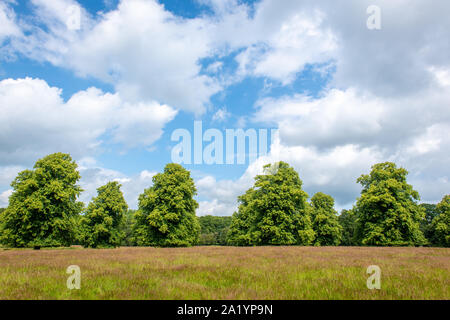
[0,246,448,299]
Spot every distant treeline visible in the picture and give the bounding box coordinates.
[0,153,448,248]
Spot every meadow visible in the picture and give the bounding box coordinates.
[0,246,448,300]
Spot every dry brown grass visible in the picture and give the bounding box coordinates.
[0,246,448,300]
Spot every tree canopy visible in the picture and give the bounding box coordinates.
[430,195,449,247]
[133,163,200,247]
[79,181,128,248]
[0,153,83,248]
[0,151,445,249]
[310,192,342,246]
[227,162,315,246]
[354,162,426,246]
[419,203,438,244]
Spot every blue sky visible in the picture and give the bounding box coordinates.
[0,0,449,215]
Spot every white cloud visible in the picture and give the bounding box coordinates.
[211,107,230,122]
[78,165,156,209]
[254,87,450,151]
[197,199,233,216]
[308,0,450,98]
[205,61,223,74]
[405,124,444,156]
[8,0,221,114]
[0,189,12,207]
[0,77,176,166]
[429,66,450,88]
[5,0,450,107]
[139,170,156,180]
[0,165,24,186]
[235,11,336,84]
[69,0,221,113]
[196,174,251,216]
[206,0,450,96]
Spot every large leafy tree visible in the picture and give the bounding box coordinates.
[310,192,342,246]
[133,163,200,247]
[430,195,449,247]
[80,181,128,248]
[354,162,426,246]
[227,162,315,246]
[0,153,83,248]
[338,209,358,246]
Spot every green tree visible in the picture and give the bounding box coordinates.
[338,209,358,246]
[430,195,449,247]
[0,153,83,248]
[198,215,232,245]
[419,203,438,244]
[133,163,200,247]
[0,208,5,246]
[80,181,128,248]
[310,192,342,246]
[120,209,137,246]
[227,162,315,246]
[354,162,426,246]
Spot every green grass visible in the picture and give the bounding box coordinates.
[0,246,448,299]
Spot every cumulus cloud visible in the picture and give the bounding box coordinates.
[196,174,251,216]
[0,189,12,207]
[218,0,450,96]
[0,1,21,43]
[211,107,230,122]
[78,164,157,209]
[0,77,176,166]
[7,0,221,114]
[5,0,450,106]
[234,10,336,84]
[254,86,450,151]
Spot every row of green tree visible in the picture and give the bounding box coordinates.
[0,153,448,248]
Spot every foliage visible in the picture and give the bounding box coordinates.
[198,215,232,245]
[227,162,315,246]
[120,209,137,246]
[79,182,128,248]
[338,209,358,246]
[310,192,342,246]
[419,203,438,244]
[133,163,200,247]
[0,153,83,248]
[420,203,439,224]
[429,195,450,247]
[354,162,426,246]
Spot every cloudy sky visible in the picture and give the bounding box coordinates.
[0,0,449,215]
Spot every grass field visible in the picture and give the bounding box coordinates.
[0,246,448,300]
